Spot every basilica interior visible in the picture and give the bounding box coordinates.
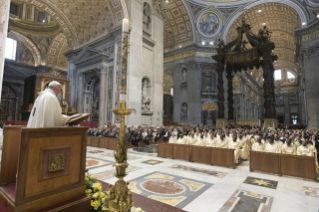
[1,0,319,212]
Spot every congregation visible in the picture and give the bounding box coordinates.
[87,125,319,167]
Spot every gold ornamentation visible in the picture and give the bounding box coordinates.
[164,50,195,63]
[302,29,319,42]
[48,153,66,172]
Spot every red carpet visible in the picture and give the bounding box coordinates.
[98,180,187,212]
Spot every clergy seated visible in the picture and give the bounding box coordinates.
[176,134,186,144]
[281,139,297,155]
[215,134,229,148]
[194,134,206,146]
[168,135,177,144]
[228,133,241,165]
[274,134,284,150]
[297,139,319,170]
[205,132,216,147]
[252,137,265,152]
[265,136,281,153]
[238,134,249,160]
[187,134,196,145]
[27,81,70,128]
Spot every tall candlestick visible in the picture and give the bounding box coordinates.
[122,18,129,33]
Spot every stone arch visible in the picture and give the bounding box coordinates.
[7,30,42,66]
[46,33,68,68]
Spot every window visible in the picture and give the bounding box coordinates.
[274,70,281,80]
[291,115,298,125]
[10,3,19,16]
[38,11,46,23]
[287,71,295,79]
[5,38,17,61]
[170,87,174,96]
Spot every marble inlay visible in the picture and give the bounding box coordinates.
[93,165,140,180]
[304,186,319,198]
[243,177,278,189]
[133,145,158,153]
[103,152,140,160]
[128,182,142,194]
[88,150,104,154]
[218,190,274,212]
[149,196,186,207]
[180,179,204,192]
[85,157,113,169]
[169,164,227,178]
[128,171,213,209]
[142,159,163,165]
[141,180,185,195]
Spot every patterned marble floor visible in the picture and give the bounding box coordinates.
[86,146,319,212]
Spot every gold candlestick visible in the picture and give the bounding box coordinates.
[102,18,134,212]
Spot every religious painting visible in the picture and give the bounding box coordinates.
[197,12,220,37]
[18,43,35,66]
[27,34,52,55]
[92,81,100,121]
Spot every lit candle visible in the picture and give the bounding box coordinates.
[122,18,129,33]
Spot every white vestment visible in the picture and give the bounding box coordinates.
[27,88,70,128]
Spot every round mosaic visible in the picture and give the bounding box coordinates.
[197,11,221,38]
[141,180,185,195]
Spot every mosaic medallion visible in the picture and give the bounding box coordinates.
[243,177,278,189]
[218,189,274,212]
[128,171,213,209]
[197,11,221,38]
[88,150,104,154]
[141,180,185,195]
[304,186,319,198]
[142,159,163,165]
[86,157,113,169]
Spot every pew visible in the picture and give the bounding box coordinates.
[191,146,211,164]
[87,136,93,146]
[250,151,318,181]
[107,138,118,150]
[91,136,100,147]
[0,126,91,211]
[173,144,191,161]
[211,148,235,168]
[99,137,108,148]
[158,143,174,158]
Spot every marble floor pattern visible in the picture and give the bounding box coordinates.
[85,146,319,212]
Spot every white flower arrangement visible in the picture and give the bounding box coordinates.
[134,207,145,212]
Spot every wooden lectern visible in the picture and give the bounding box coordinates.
[0,126,91,212]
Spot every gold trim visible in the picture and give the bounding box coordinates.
[9,20,61,36]
[164,50,195,63]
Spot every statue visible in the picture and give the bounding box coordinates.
[181,69,187,83]
[217,39,225,53]
[181,103,187,118]
[259,26,272,43]
[143,3,151,33]
[142,79,151,112]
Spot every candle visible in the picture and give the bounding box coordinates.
[122,18,129,33]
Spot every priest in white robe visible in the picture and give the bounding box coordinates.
[27,81,70,128]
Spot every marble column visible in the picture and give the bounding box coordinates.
[31,6,35,22]
[77,73,84,113]
[216,60,225,118]
[248,87,252,120]
[240,78,245,120]
[151,10,164,126]
[226,69,234,120]
[283,94,290,124]
[22,3,26,20]
[254,92,258,120]
[67,60,76,107]
[0,0,11,101]
[99,65,108,127]
[127,0,143,126]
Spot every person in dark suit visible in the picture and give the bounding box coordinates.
[310,135,319,163]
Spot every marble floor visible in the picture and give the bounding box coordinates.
[86,145,319,212]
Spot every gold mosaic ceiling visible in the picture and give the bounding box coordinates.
[227,2,301,85]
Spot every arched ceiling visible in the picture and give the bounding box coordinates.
[227,2,301,86]
[164,0,194,50]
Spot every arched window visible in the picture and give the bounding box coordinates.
[287,71,295,79]
[274,70,281,80]
[5,38,17,61]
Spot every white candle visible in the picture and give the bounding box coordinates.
[122,18,129,33]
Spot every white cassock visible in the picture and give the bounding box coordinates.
[27,88,70,128]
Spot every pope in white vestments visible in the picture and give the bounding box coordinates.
[27,81,70,128]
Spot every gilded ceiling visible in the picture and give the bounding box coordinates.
[227,2,301,85]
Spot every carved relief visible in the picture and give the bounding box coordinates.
[48,153,66,172]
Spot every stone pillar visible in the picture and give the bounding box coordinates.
[187,62,201,125]
[247,87,252,120]
[217,61,225,118]
[127,0,143,126]
[67,60,76,107]
[99,66,107,127]
[15,97,19,120]
[226,69,234,120]
[283,94,290,124]
[254,92,258,120]
[240,78,246,120]
[22,3,26,20]
[31,6,35,22]
[0,0,10,101]
[151,10,164,126]
[77,73,84,113]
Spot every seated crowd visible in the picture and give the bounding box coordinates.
[87,124,319,167]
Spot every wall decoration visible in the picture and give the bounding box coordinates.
[92,81,100,121]
[27,34,52,56]
[197,11,221,38]
[18,43,35,66]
